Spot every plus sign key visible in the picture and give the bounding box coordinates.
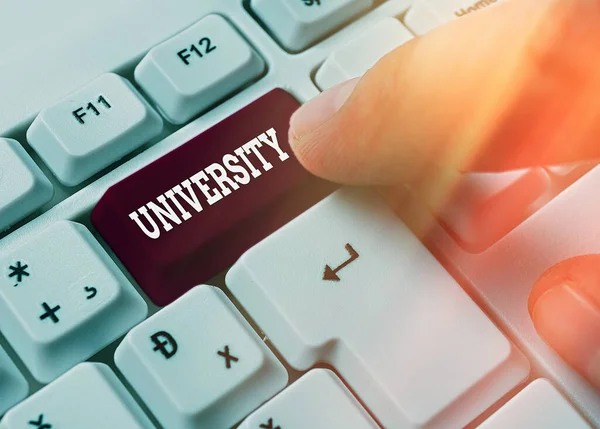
[0,221,147,383]
[115,285,287,429]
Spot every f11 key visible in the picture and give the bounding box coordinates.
[92,90,332,305]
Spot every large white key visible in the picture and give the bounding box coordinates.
[115,285,287,429]
[0,221,147,383]
[135,15,265,125]
[0,139,53,232]
[239,369,378,429]
[0,345,28,416]
[227,188,530,428]
[251,0,373,52]
[0,362,153,428]
[316,17,414,91]
[404,0,505,35]
[478,379,591,428]
[27,73,163,186]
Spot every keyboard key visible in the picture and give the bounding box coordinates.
[0,139,53,232]
[135,14,265,124]
[115,285,287,429]
[315,17,414,90]
[478,379,591,428]
[0,221,147,383]
[227,188,530,428]
[0,362,153,428]
[27,73,163,186]
[438,169,551,252]
[92,89,333,306]
[404,0,505,35]
[252,0,373,52]
[0,345,28,416]
[239,369,377,429]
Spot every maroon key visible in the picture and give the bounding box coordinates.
[92,89,333,305]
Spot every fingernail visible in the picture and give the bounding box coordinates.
[289,78,360,141]
[531,283,600,387]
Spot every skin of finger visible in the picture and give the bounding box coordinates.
[532,283,600,387]
[529,255,600,315]
[292,0,600,187]
[474,0,600,171]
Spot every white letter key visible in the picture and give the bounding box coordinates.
[115,285,287,429]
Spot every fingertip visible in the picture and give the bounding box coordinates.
[529,256,600,388]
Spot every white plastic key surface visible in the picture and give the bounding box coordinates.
[0,345,28,416]
[404,0,505,35]
[315,17,414,90]
[27,73,163,187]
[251,0,373,52]
[477,379,591,428]
[135,14,265,125]
[438,169,551,253]
[227,188,530,428]
[239,369,378,429]
[115,285,287,429]
[0,139,53,233]
[0,221,147,383]
[0,362,153,428]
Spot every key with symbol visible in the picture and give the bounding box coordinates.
[227,188,530,428]
[239,369,378,428]
[0,138,53,232]
[115,285,287,429]
[0,344,28,416]
[251,0,373,52]
[0,363,153,428]
[0,221,147,383]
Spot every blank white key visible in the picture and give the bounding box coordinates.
[0,362,153,428]
[135,15,265,125]
[27,73,163,187]
[404,0,505,35]
[115,285,287,429]
[0,345,28,416]
[227,188,530,428]
[0,139,53,232]
[252,0,373,52]
[437,169,551,253]
[315,17,413,90]
[0,221,147,383]
[240,369,377,429]
[478,379,591,428]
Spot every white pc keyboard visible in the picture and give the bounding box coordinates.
[0,0,598,428]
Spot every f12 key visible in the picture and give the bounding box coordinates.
[92,90,332,305]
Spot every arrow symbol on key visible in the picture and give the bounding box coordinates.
[259,418,280,429]
[323,243,359,282]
